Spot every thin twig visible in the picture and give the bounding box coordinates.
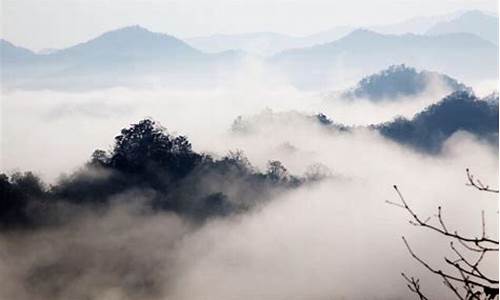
[466,169,499,193]
[402,273,429,300]
[391,185,498,246]
[402,237,492,289]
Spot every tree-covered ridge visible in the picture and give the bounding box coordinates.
[375,91,499,153]
[342,64,469,101]
[0,119,322,229]
[230,91,498,155]
[231,110,349,135]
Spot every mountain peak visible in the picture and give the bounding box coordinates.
[105,25,152,35]
[426,10,498,44]
[347,28,379,37]
[336,28,384,43]
[95,25,161,41]
[0,39,37,62]
[52,25,200,59]
[341,64,469,101]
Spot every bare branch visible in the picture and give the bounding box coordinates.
[402,273,429,300]
[449,242,492,282]
[466,169,499,193]
[438,206,449,233]
[391,185,498,247]
[402,237,493,289]
[442,276,465,300]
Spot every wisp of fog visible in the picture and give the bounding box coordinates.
[0,63,498,300]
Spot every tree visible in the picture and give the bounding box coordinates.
[109,118,202,178]
[388,169,498,300]
[266,160,289,182]
[0,172,46,228]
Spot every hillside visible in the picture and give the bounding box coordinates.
[272,29,498,89]
[340,64,469,101]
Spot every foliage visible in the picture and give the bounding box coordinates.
[343,64,469,101]
[376,91,499,153]
[0,119,310,228]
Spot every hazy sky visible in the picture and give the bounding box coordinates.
[1,0,497,51]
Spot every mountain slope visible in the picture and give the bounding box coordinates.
[184,11,468,57]
[426,10,498,45]
[1,26,245,89]
[187,32,296,56]
[0,39,38,64]
[375,91,499,153]
[271,29,498,89]
[340,64,469,101]
[51,25,203,62]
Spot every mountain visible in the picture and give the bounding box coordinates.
[186,28,355,56]
[271,29,498,89]
[1,26,245,89]
[37,48,59,55]
[340,64,469,101]
[375,91,499,153]
[51,25,202,62]
[184,12,466,57]
[3,24,498,90]
[187,32,296,56]
[483,91,499,105]
[0,39,37,64]
[426,10,498,45]
[369,11,463,35]
[286,26,355,50]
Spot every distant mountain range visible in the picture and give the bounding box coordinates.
[271,29,498,89]
[1,11,498,90]
[338,64,469,101]
[186,27,355,56]
[2,26,201,65]
[1,26,244,89]
[187,10,495,55]
[426,10,498,45]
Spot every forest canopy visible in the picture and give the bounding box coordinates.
[0,119,323,229]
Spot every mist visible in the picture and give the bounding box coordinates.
[0,127,497,299]
[1,61,498,300]
[1,65,478,180]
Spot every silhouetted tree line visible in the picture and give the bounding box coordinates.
[231,111,349,135]
[342,64,469,101]
[0,119,319,229]
[375,91,499,153]
[231,90,497,155]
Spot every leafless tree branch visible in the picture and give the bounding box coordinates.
[391,170,499,300]
[466,169,499,194]
[402,273,430,300]
[390,185,498,247]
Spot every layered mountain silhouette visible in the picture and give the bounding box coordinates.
[231,90,499,154]
[2,26,203,67]
[376,91,499,153]
[0,39,38,64]
[51,26,202,61]
[272,29,498,89]
[1,26,244,89]
[426,10,498,45]
[2,15,498,90]
[186,11,482,56]
[187,32,298,56]
[339,64,469,101]
[187,27,354,56]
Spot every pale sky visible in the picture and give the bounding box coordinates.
[1,0,497,51]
